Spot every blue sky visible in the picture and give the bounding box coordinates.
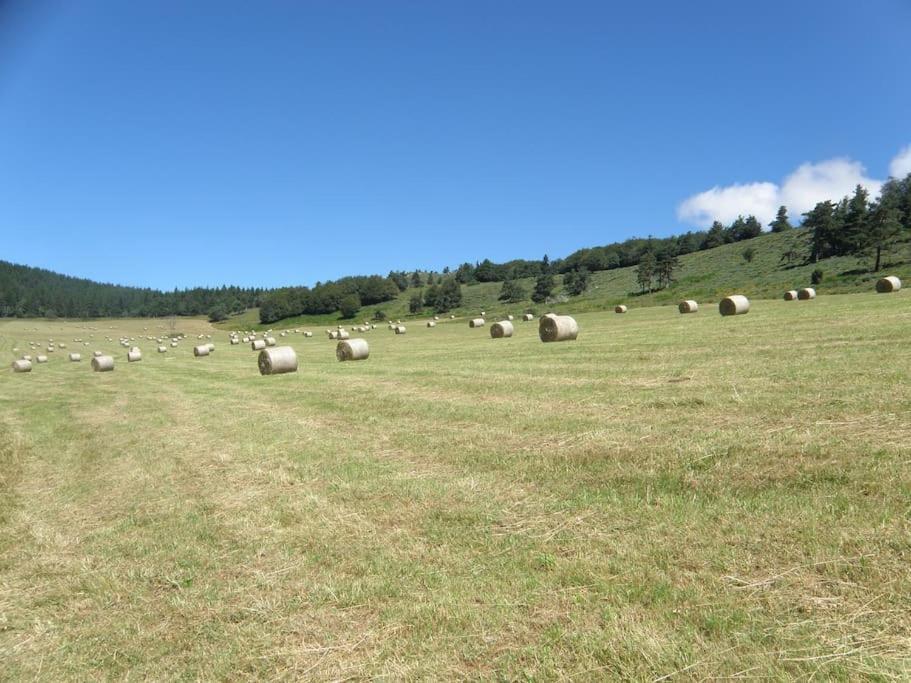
[1,0,909,290]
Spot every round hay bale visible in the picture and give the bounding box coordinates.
[678,300,698,314]
[242,337,250,343]
[127,349,142,362]
[539,315,578,342]
[433,315,440,321]
[784,290,798,301]
[469,318,485,328]
[506,315,514,321]
[876,276,901,293]
[450,314,455,319]
[490,321,514,338]
[337,329,350,340]
[170,341,178,348]
[329,331,339,340]
[265,337,277,347]
[36,355,48,363]
[394,325,407,335]
[337,338,369,362]
[68,353,82,362]
[426,321,436,328]
[251,339,267,350]
[157,346,167,353]
[230,338,240,345]
[92,355,114,372]
[797,287,816,300]
[258,346,298,375]
[615,305,628,314]
[523,313,534,321]
[304,331,313,337]
[719,295,750,316]
[193,345,210,357]
[93,350,103,357]
[11,359,31,373]
[22,354,33,361]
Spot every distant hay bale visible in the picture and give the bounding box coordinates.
[876,276,901,293]
[12,359,31,373]
[157,346,167,353]
[469,318,485,328]
[490,321,514,338]
[506,314,514,321]
[258,346,298,375]
[22,354,33,361]
[230,338,240,345]
[678,300,698,314]
[797,287,816,300]
[36,355,48,363]
[615,305,628,314]
[480,311,486,316]
[539,315,578,342]
[91,355,114,372]
[719,295,750,316]
[337,330,350,340]
[783,290,798,301]
[207,342,215,352]
[68,353,81,362]
[304,331,313,337]
[93,350,103,357]
[427,321,436,327]
[337,338,369,361]
[170,341,178,348]
[127,349,142,362]
[242,337,249,343]
[523,313,534,321]
[433,315,440,320]
[329,331,339,340]
[394,325,407,334]
[265,337,277,346]
[194,345,210,357]
[450,314,455,319]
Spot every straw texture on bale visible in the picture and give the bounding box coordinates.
[258,346,298,375]
[68,353,82,362]
[36,355,48,363]
[797,287,816,300]
[615,305,628,314]
[193,345,210,357]
[490,321,514,338]
[876,276,901,293]
[92,355,114,372]
[127,349,142,362]
[678,300,698,314]
[539,315,579,342]
[469,318,485,328]
[12,359,31,373]
[337,338,369,362]
[251,339,267,350]
[523,313,534,321]
[784,290,798,301]
[719,295,750,316]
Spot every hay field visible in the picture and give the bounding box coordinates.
[2,295,911,679]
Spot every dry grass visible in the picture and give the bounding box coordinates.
[1,297,911,679]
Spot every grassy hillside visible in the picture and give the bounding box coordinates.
[219,229,911,330]
[3,294,910,678]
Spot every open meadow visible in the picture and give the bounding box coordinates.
[2,293,910,679]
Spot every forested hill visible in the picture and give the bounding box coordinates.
[0,260,261,319]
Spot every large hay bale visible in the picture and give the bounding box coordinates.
[265,337,277,347]
[36,355,48,363]
[678,300,698,314]
[797,287,816,300]
[394,325,407,335]
[539,315,578,342]
[490,321,514,338]
[258,346,298,375]
[92,355,114,372]
[783,290,798,301]
[11,359,31,373]
[523,313,534,321]
[876,276,902,293]
[127,349,142,362]
[615,305,628,314]
[251,339,267,350]
[469,318,485,328]
[193,345,210,357]
[719,295,750,316]
[68,353,82,362]
[337,338,369,361]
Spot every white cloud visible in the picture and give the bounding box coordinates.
[889,145,911,178]
[677,154,888,228]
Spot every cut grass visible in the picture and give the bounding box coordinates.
[2,293,911,678]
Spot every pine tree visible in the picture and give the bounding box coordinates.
[531,274,555,303]
[636,252,657,292]
[769,205,792,232]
